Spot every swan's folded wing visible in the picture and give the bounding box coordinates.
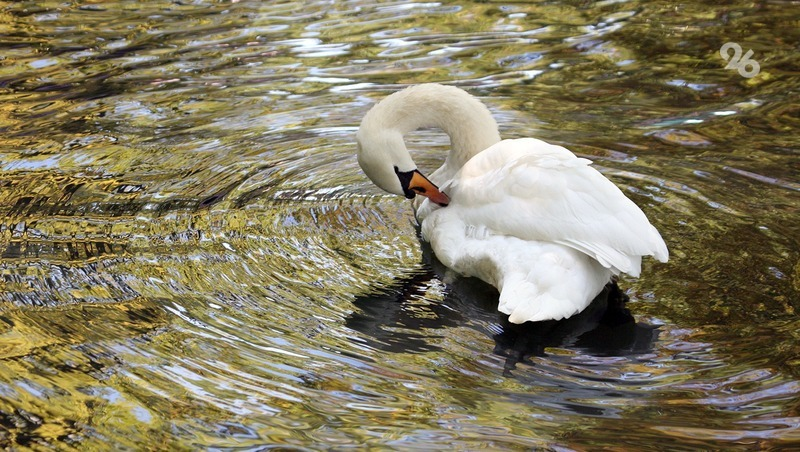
[449,138,668,276]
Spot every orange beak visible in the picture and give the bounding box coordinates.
[409,171,450,206]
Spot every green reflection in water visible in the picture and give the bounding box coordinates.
[0,0,799,449]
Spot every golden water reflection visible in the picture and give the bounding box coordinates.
[1,0,798,448]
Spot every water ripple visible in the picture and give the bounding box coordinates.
[1,0,799,449]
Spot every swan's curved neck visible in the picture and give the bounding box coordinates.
[361,84,501,182]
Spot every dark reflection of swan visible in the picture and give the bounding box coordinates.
[347,239,659,369]
[347,267,463,353]
[491,280,660,376]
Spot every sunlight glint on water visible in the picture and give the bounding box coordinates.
[0,0,798,449]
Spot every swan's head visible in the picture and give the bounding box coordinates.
[356,123,450,206]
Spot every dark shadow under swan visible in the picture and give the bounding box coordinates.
[346,239,659,372]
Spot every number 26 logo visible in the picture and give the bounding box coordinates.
[719,42,760,78]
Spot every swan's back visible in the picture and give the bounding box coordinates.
[431,138,668,276]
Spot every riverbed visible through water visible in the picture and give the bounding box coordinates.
[1,1,798,449]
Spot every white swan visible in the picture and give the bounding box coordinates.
[356,83,668,323]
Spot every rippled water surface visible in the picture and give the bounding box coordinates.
[1,0,799,449]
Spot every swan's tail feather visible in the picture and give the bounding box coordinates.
[497,253,612,324]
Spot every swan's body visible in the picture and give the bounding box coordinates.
[357,84,668,323]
